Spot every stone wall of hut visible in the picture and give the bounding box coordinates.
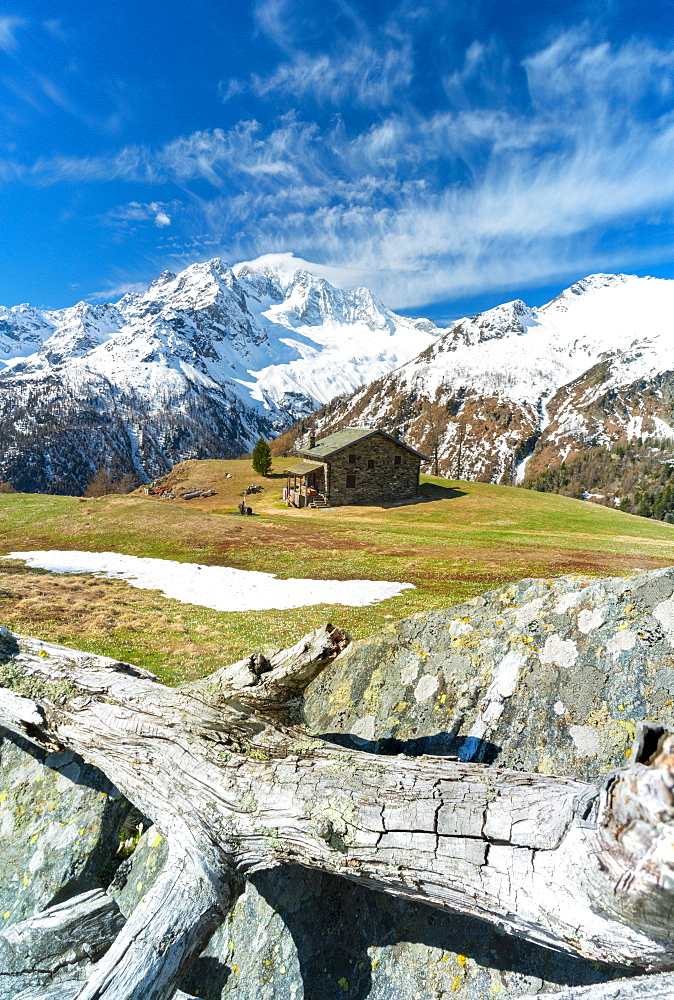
[327,435,420,505]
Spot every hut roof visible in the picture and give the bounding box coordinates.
[284,460,326,476]
[299,427,428,461]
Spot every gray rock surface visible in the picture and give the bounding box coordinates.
[178,866,632,1000]
[303,568,674,781]
[0,888,124,999]
[107,825,168,917]
[0,729,130,928]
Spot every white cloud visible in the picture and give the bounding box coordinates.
[0,15,25,53]
[105,200,175,228]
[247,41,413,107]
[218,78,245,103]
[86,278,149,302]
[4,26,674,309]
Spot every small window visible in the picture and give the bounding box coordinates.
[394,455,402,466]
[346,474,356,488]
[367,459,375,470]
[349,454,357,464]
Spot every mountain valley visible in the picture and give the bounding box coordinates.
[0,254,437,493]
[2,262,674,504]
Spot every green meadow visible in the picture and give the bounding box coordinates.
[1,459,673,684]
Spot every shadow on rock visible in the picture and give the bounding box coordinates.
[181,955,232,998]
[321,731,502,764]
[246,865,633,1000]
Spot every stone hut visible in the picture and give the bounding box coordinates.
[284,427,427,507]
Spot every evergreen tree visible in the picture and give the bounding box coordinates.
[252,437,273,476]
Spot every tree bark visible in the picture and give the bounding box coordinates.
[2,623,674,999]
[74,847,231,1000]
[522,972,674,999]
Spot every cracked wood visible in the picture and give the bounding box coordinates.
[1,623,674,1000]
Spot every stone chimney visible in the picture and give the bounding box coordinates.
[309,431,316,449]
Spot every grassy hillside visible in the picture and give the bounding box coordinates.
[1,457,674,684]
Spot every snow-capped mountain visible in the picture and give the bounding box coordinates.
[306,273,674,484]
[0,256,438,493]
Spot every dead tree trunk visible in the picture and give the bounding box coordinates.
[2,623,674,999]
[522,972,674,999]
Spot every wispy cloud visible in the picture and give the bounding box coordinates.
[85,278,150,303]
[0,16,25,53]
[245,42,413,107]
[5,24,674,309]
[105,200,175,228]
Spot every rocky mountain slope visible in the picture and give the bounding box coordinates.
[5,263,674,498]
[0,255,437,494]
[303,274,674,486]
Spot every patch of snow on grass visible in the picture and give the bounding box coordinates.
[5,551,414,612]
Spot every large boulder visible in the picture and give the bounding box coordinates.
[6,566,674,998]
[303,567,674,781]
[0,731,129,928]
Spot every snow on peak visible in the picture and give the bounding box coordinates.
[381,271,674,411]
[0,254,440,439]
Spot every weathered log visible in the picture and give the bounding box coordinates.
[13,989,198,1000]
[11,984,198,1000]
[1,623,674,999]
[522,971,674,998]
[74,846,232,1000]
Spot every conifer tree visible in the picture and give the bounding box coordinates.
[252,436,273,475]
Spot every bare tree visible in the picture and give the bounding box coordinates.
[2,624,674,1000]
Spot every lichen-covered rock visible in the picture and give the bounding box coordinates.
[117,569,674,999]
[0,888,124,999]
[116,836,631,1000]
[0,730,129,927]
[107,825,168,917]
[178,866,629,1000]
[303,568,674,782]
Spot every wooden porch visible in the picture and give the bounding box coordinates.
[284,460,328,508]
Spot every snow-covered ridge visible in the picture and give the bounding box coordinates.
[0,255,440,493]
[393,272,674,410]
[0,255,439,416]
[309,271,674,486]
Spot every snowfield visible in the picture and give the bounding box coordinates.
[5,551,415,612]
[387,273,674,410]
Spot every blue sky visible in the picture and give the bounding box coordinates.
[2,0,674,322]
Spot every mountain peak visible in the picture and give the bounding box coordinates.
[233,253,365,293]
